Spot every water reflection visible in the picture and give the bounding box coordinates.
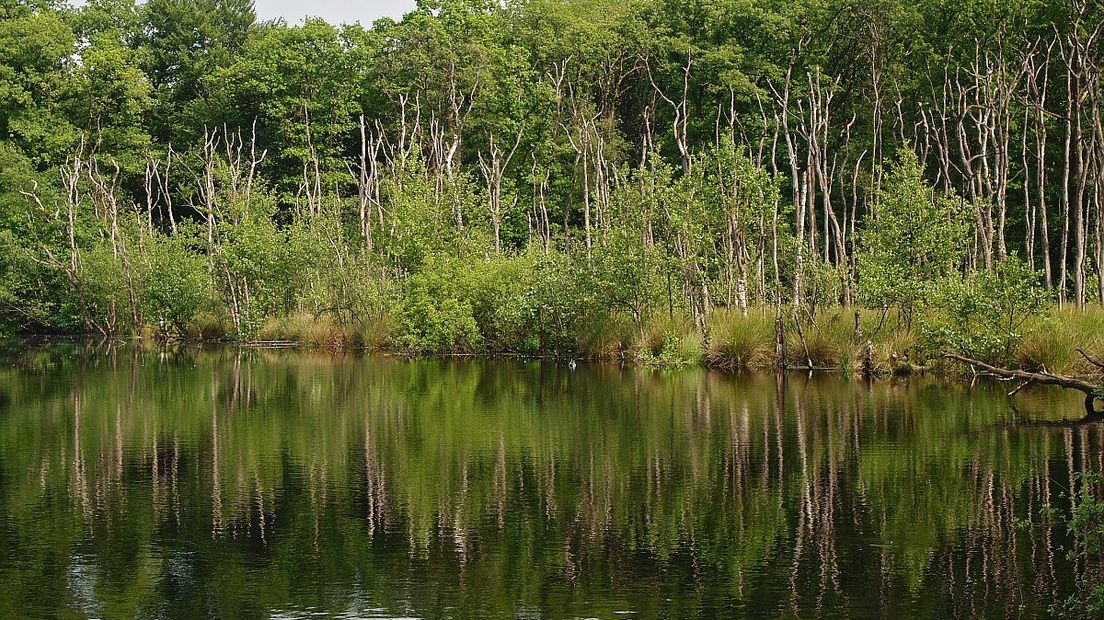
[0,345,1100,618]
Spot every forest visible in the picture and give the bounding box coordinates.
[4,0,1104,373]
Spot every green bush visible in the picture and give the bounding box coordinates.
[80,238,134,333]
[395,249,588,356]
[858,151,973,325]
[142,232,211,337]
[397,256,482,353]
[924,257,1049,365]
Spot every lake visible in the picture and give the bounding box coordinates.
[0,344,1099,618]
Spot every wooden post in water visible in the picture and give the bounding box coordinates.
[774,314,785,371]
[863,340,874,380]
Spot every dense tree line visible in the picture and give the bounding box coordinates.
[2,0,1104,357]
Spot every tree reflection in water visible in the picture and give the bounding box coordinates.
[0,344,1099,618]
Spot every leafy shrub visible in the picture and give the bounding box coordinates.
[803,257,846,315]
[924,257,1049,365]
[142,232,211,337]
[213,189,307,339]
[858,151,973,325]
[397,256,482,353]
[1052,472,1104,619]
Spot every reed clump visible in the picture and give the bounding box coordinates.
[185,311,231,342]
[1015,307,1104,376]
[350,315,395,351]
[254,312,359,349]
[786,311,859,369]
[576,312,635,360]
[705,308,775,370]
[634,313,703,366]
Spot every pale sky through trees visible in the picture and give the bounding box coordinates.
[254,0,417,24]
[68,1,418,25]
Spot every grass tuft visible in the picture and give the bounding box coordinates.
[705,308,775,370]
[635,313,703,366]
[186,311,230,342]
[577,312,635,360]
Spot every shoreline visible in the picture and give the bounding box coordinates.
[10,302,1104,391]
[8,329,1102,384]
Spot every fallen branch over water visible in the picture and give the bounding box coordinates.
[943,353,1102,415]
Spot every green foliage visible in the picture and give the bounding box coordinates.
[803,256,846,316]
[0,5,78,163]
[141,230,211,336]
[590,225,668,330]
[925,257,1050,365]
[0,0,1098,367]
[397,255,482,353]
[140,0,255,142]
[79,237,134,332]
[211,187,311,338]
[1052,472,1104,619]
[397,248,587,355]
[858,152,973,323]
[376,158,476,271]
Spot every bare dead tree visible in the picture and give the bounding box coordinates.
[646,50,694,175]
[477,128,523,253]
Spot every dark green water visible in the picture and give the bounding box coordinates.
[0,345,1099,618]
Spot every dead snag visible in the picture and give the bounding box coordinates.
[944,353,1102,415]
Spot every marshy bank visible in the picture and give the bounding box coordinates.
[121,305,1104,383]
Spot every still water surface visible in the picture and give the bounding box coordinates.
[0,345,1100,618]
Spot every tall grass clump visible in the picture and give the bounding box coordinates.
[254,312,358,348]
[255,312,313,343]
[576,311,635,360]
[1015,317,1078,373]
[634,313,703,366]
[705,308,774,370]
[350,314,395,352]
[1016,307,1104,375]
[876,328,922,374]
[184,311,231,342]
[787,311,859,369]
